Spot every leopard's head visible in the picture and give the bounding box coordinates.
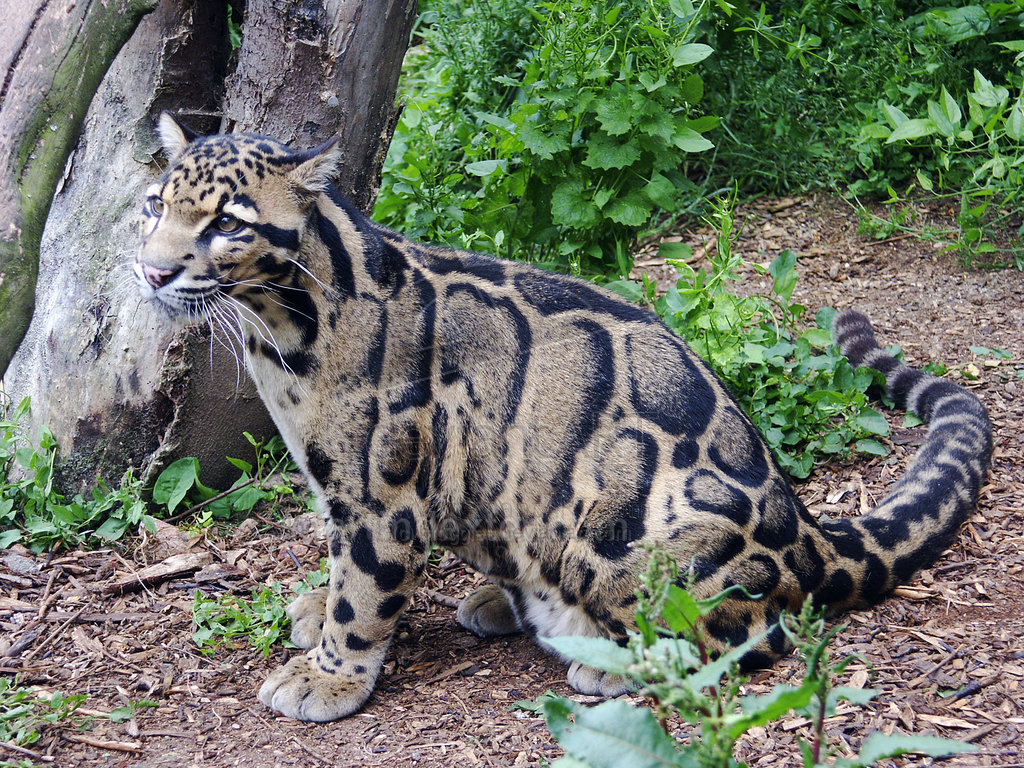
[134,112,340,321]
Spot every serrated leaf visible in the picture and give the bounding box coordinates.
[604,191,653,226]
[544,699,684,768]
[672,43,713,67]
[584,134,641,170]
[551,179,600,228]
[540,635,633,676]
[595,91,634,136]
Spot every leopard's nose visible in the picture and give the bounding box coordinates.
[140,262,183,289]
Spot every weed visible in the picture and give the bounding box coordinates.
[191,559,329,656]
[645,197,888,478]
[0,398,155,552]
[0,677,87,752]
[519,547,975,767]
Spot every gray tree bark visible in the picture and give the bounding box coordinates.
[2,0,416,493]
[0,0,159,376]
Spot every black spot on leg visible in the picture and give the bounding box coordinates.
[377,594,406,619]
[306,442,333,485]
[346,633,373,651]
[351,526,407,591]
[333,597,354,625]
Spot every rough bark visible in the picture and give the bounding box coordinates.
[0,0,159,376]
[2,0,416,493]
[223,0,416,212]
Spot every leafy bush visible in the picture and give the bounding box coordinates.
[377,0,722,276]
[521,547,976,767]
[191,560,330,656]
[630,199,888,478]
[0,398,155,551]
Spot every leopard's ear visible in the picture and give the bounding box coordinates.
[157,111,201,158]
[287,136,342,196]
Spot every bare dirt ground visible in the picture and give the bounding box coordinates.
[2,195,1023,768]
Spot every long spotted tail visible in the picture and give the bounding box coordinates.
[817,310,992,608]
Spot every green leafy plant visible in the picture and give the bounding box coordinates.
[0,397,155,551]
[377,0,724,277]
[522,547,976,767]
[191,559,329,656]
[639,198,888,477]
[0,677,88,752]
[153,431,296,524]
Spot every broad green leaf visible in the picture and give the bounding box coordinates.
[941,86,962,126]
[465,159,505,177]
[657,241,692,261]
[595,91,634,136]
[520,123,568,160]
[1005,103,1024,141]
[540,636,633,676]
[916,169,934,192]
[769,250,797,301]
[93,517,128,541]
[849,733,976,766]
[854,408,889,436]
[672,43,713,67]
[0,529,21,548]
[584,133,641,170]
[544,699,685,768]
[886,118,936,143]
[551,179,600,229]
[855,439,888,456]
[643,172,677,209]
[802,327,833,349]
[153,457,200,514]
[681,73,704,104]
[605,280,645,303]
[604,191,653,226]
[881,102,910,129]
[673,128,714,152]
[927,100,956,138]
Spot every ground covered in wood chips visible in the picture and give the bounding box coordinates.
[2,196,1023,768]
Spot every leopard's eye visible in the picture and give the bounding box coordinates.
[147,197,165,216]
[214,213,242,233]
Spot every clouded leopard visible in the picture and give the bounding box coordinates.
[134,112,992,722]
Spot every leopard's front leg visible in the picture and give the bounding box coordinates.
[258,504,427,721]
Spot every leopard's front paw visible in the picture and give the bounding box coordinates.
[258,653,374,721]
[287,588,327,649]
[567,660,633,697]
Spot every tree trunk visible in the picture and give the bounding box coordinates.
[0,0,159,376]
[2,0,416,493]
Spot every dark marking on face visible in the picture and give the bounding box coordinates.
[314,208,355,297]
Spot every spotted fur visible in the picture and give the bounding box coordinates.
[134,113,992,722]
